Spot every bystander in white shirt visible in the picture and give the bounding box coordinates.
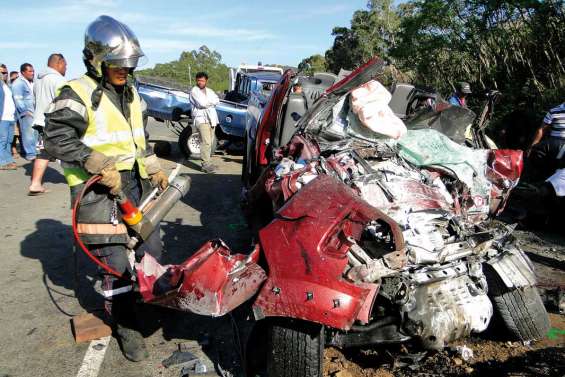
[1,82,16,122]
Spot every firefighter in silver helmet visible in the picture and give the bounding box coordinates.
[44,15,168,361]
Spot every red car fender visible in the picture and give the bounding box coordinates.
[136,241,267,317]
[253,175,405,330]
[487,149,524,214]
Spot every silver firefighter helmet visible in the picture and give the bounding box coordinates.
[83,15,145,76]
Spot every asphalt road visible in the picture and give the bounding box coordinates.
[0,119,251,377]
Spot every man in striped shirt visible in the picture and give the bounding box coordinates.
[530,103,565,147]
[526,102,565,182]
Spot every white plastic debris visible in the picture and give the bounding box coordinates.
[455,345,474,361]
[350,80,392,113]
[546,168,565,196]
[194,361,207,373]
[350,80,407,139]
[274,158,304,177]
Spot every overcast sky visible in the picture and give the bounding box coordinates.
[0,0,365,79]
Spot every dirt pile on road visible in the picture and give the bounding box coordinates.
[324,314,564,377]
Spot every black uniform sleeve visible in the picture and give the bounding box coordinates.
[44,86,92,165]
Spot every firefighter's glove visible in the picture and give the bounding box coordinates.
[150,170,169,191]
[144,154,168,190]
[84,150,122,195]
[99,166,122,195]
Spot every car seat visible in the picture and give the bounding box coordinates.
[301,72,338,109]
[278,93,308,147]
[389,83,416,119]
[277,73,338,147]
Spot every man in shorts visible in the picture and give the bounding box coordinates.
[28,53,67,195]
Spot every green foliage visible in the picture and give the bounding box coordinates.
[136,45,229,92]
[298,54,327,75]
[322,0,565,147]
[326,0,400,73]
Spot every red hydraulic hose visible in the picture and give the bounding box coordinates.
[72,175,132,281]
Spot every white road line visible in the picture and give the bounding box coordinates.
[76,336,111,377]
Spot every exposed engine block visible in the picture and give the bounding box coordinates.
[399,269,493,349]
[346,236,494,350]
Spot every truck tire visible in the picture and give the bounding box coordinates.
[485,265,550,341]
[266,319,324,377]
[178,125,217,160]
[171,107,183,121]
[153,140,172,157]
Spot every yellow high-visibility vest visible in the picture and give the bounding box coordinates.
[61,75,148,186]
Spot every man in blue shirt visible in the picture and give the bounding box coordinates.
[11,63,37,160]
[448,82,472,108]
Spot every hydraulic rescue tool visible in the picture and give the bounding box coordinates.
[72,169,190,280]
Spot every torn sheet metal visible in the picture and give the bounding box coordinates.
[487,246,537,288]
[398,129,491,215]
[136,241,266,317]
[488,149,523,187]
[254,175,405,330]
[486,149,524,214]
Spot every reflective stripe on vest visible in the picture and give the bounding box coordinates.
[61,75,147,186]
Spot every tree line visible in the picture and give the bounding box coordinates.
[136,45,230,92]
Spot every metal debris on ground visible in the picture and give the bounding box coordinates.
[92,343,106,351]
[216,363,234,377]
[393,351,427,370]
[162,349,200,368]
[180,361,208,376]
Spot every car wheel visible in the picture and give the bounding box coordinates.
[178,126,217,160]
[484,264,550,341]
[266,319,324,377]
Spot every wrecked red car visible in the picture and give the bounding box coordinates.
[136,57,549,377]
